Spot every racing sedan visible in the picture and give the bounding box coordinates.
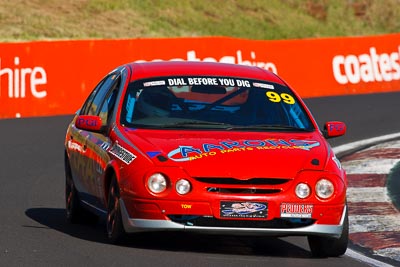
[64,61,348,257]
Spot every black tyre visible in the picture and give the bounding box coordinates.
[106,178,126,244]
[65,161,84,223]
[308,209,349,257]
[65,159,98,224]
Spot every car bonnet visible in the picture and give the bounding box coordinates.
[123,129,329,179]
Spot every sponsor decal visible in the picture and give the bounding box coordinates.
[0,57,47,99]
[134,50,278,73]
[143,80,166,87]
[328,121,346,133]
[76,116,100,129]
[167,139,320,162]
[80,131,110,151]
[100,142,110,151]
[166,77,251,87]
[146,151,162,158]
[221,201,267,218]
[280,203,313,218]
[253,82,274,89]
[67,140,84,153]
[332,46,400,85]
[108,143,136,164]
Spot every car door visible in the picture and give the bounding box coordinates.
[71,70,122,209]
[84,72,123,210]
[67,75,109,203]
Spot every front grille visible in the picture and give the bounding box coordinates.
[194,177,291,185]
[194,177,291,195]
[168,215,314,229]
[206,187,280,194]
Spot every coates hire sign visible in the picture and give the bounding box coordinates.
[0,34,399,119]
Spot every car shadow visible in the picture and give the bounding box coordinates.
[25,207,313,258]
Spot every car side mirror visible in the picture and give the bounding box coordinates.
[75,115,103,132]
[323,121,346,139]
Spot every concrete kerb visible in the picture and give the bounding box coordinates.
[333,132,400,267]
[333,133,400,158]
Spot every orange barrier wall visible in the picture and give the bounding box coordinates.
[1,34,399,119]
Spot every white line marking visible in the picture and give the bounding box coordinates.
[345,249,395,267]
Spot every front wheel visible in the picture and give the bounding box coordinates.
[308,209,349,257]
[106,178,126,244]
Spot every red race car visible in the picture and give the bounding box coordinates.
[64,61,347,257]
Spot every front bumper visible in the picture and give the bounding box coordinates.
[119,199,347,238]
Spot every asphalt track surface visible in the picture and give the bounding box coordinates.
[1,91,400,267]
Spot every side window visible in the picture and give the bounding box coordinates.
[87,74,118,116]
[80,79,106,115]
[80,73,119,118]
[98,76,121,126]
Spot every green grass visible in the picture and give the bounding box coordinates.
[0,0,399,42]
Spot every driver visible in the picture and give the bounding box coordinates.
[134,88,173,118]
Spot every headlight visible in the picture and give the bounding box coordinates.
[316,179,334,199]
[175,179,191,195]
[295,183,311,199]
[147,173,167,194]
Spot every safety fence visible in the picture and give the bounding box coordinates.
[1,33,399,118]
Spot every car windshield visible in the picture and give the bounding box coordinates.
[120,76,314,132]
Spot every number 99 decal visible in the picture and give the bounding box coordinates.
[266,91,295,104]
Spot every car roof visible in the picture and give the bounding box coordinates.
[126,61,286,85]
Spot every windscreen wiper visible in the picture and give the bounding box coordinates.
[159,120,233,129]
[226,124,313,131]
